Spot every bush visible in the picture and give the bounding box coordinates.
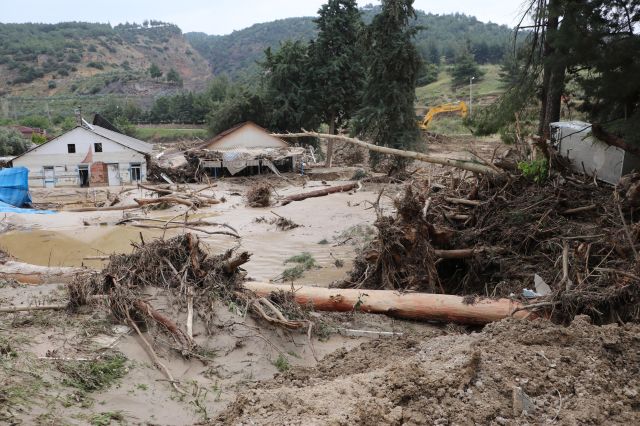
[87,61,104,70]
[0,128,30,156]
[518,159,549,184]
[70,83,77,92]
[67,52,82,63]
[88,44,97,52]
[48,80,57,89]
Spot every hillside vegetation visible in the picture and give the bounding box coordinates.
[186,5,513,81]
[0,21,211,98]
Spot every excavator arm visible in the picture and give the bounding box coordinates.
[419,101,468,130]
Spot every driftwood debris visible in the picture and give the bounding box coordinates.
[282,182,361,205]
[242,282,538,325]
[66,204,140,212]
[271,130,497,175]
[0,261,94,284]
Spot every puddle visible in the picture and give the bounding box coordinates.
[0,226,181,268]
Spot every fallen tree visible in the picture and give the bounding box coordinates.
[0,261,94,284]
[242,282,538,325]
[271,130,497,175]
[592,123,640,157]
[282,182,361,204]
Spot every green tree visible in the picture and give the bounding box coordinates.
[116,117,137,137]
[307,0,365,166]
[258,39,319,146]
[418,62,438,86]
[451,50,484,83]
[354,0,424,168]
[0,128,29,156]
[122,101,142,123]
[167,68,183,87]
[30,132,47,145]
[149,97,171,123]
[19,116,49,130]
[61,117,76,132]
[208,89,268,136]
[148,62,163,79]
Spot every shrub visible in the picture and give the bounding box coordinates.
[87,61,104,70]
[518,158,549,184]
[48,80,57,89]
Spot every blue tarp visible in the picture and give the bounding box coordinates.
[0,201,56,214]
[0,167,56,214]
[0,167,33,207]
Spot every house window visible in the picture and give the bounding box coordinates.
[94,143,102,152]
[67,144,76,153]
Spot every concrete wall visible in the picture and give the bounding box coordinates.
[205,123,289,150]
[12,127,147,187]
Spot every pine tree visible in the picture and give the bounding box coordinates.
[148,63,163,79]
[167,68,183,87]
[307,0,365,166]
[427,38,440,66]
[355,0,424,168]
[451,50,484,83]
[258,39,319,147]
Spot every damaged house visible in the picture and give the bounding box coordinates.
[10,120,153,188]
[176,122,305,178]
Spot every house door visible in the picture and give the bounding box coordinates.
[78,165,89,187]
[43,166,55,188]
[130,163,141,184]
[107,164,120,186]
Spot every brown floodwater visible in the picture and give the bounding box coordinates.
[0,223,357,286]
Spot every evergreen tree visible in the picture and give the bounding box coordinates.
[426,38,440,66]
[148,62,163,79]
[258,39,319,146]
[60,117,76,132]
[451,50,484,83]
[355,0,424,168]
[167,68,183,87]
[418,62,438,86]
[0,128,29,156]
[307,0,365,166]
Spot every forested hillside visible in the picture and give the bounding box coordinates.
[0,21,211,97]
[186,4,513,81]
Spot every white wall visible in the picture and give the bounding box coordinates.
[12,127,148,187]
[206,123,289,149]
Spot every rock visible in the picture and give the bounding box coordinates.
[513,386,536,417]
[384,406,403,425]
[619,173,640,207]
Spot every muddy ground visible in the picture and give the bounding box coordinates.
[1,134,635,426]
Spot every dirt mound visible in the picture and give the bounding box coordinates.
[210,316,640,425]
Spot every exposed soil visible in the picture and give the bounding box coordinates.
[211,315,640,426]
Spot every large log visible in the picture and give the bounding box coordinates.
[242,282,539,325]
[66,204,140,212]
[282,182,360,203]
[0,261,95,284]
[133,197,196,209]
[271,131,497,175]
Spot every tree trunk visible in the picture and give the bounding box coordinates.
[538,0,561,137]
[242,282,541,325]
[282,182,360,204]
[0,261,94,284]
[271,131,497,175]
[592,123,640,157]
[326,108,336,168]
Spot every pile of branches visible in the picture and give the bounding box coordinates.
[335,172,640,323]
[134,183,220,211]
[246,184,273,207]
[69,234,250,317]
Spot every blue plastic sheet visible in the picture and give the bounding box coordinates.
[0,167,56,214]
[0,167,33,207]
[0,201,56,214]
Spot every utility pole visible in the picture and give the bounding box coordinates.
[470,77,475,116]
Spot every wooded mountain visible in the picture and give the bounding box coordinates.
[186,4,513,81]
[0,21,210,98]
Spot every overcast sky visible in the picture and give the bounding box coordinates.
[0,0,523,35]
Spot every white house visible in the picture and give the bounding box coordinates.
[11,124,153,188]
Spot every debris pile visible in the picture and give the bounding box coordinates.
[336,173,640,323]
[246,184,274,207]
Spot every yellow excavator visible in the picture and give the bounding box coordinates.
[419,101,468,130]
